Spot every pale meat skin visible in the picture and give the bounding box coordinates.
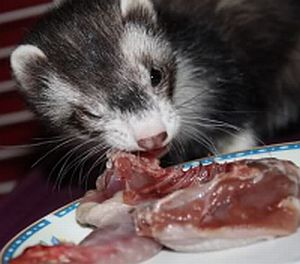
[10,227,161,264]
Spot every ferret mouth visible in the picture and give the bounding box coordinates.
[108,146,169,160]
[135,146,169,159]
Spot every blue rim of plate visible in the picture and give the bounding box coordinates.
[1,202,80,264]
[2,141,300,263]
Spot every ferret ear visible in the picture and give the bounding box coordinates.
[10,45,47,92]
[120,0,156,20]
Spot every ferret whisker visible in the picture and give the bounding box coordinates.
[186,124,218,153]
[59,134,106,176]
[61,138,107,190]
[83,149,111,191]
[77,144,107,186]
[82,149,109,190]
[52,134,107,190]
[67,145,100,190]
[247,133,266,147]
[31,137,79,169]
[0,136,73,150]
[181,119,244,152]
[181,116,242,133]
[52,138,98,191]
[174,135,188,162]
[169,139,184,164]
[175,90,210,110]
[57,144,103,190]
[212,109,261,115]
[178,102,260,118]
[181,126,218,156]
[61,143,102,183]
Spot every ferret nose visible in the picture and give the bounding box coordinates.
[137,132,168,150]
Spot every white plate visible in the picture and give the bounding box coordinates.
[2,141,300,264]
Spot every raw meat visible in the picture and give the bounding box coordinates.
[134,159,300,251]
[78,153,300,252]
[11,222,162,264]
[11,232,160,264]
[80,152,227,206]
[11,153,300,263]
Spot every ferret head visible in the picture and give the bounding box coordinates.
[11,0,179,154]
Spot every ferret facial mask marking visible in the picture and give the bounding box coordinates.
[10,0,300,165]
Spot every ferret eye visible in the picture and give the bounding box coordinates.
[150,68,163,87]
[85,111,101,119]
[78,108,101,119]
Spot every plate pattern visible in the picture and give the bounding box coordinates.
[2,203,79,263]
[2,220,51,263]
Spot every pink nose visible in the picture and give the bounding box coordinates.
[137,132,168,150]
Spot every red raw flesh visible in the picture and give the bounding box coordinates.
[135,159,300,238]
[86,152,229,206]
[10,244,123,264]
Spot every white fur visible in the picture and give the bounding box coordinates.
[44,75,81,120]
[120,0,154,17]
[104,117,139,151]
[10,45,46,89]
[121,25,171,67]
[218,130,256,153]
[104,99,179,151]
[128,100,179,144]
[174,55,211,113]
[157,99,180,144]
[120,26,167,94]
[129,111,167,140]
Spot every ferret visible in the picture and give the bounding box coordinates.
[10,0,300,166]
